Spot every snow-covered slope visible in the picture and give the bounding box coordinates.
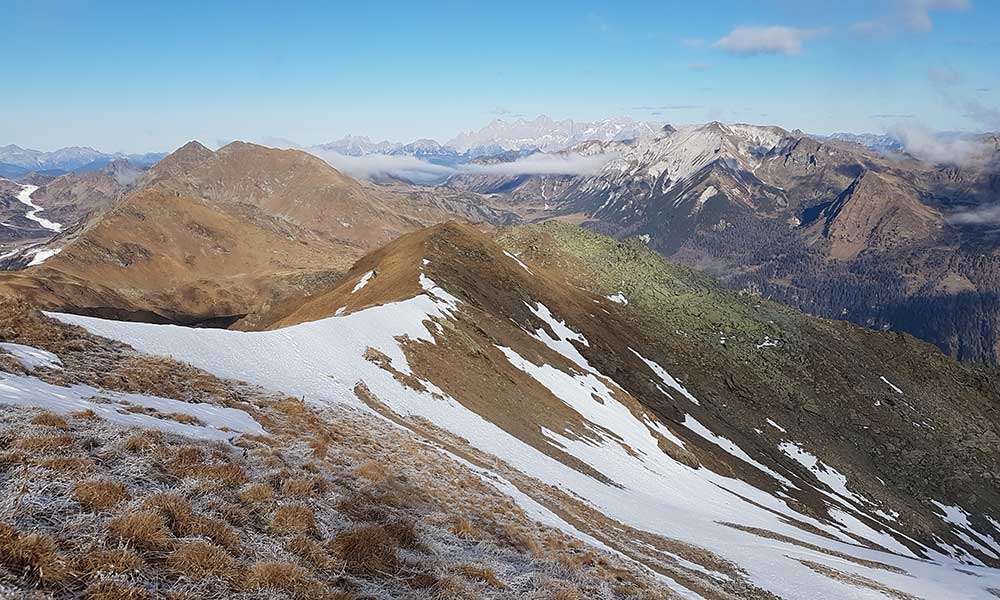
[52,223,1000,600]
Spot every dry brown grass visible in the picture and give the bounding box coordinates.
[15,432,73,452]
[169,445,205,466]
[336,492,392,523]
[71,408,99,420]
[211,501,253,528]
[354,460,388,482]
[285,534,333,568]
[244,560,311,592]
[458,563,505,589]
[83,581,153,600]
[30,411,70,430]
[429,574,471,599]
[77,547,143,575]
[501,523,543,557]
[549,588,583,600]
[166,541,236,579]
[142,493,194,534]
[107,510,172,550]
[36,455,94,473]
[271,503,316,534]
[194,463,247,485]
[281,476,323,497]
[191,517,241,553]
[72,479,130,512]
[0,450,27,467]
[329,525,400,575]
[0,523,71,585]
[239,482,274,504]
[123,430,164,453]
[449,516,476,539]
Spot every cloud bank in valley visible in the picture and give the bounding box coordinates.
[307,150,454,183]
[457,152,617,176]
[304,148,617,182]
[888,123,988,165]
[947,205,1000,226]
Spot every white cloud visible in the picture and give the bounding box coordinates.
[947,204,1000,225]
[458,152,617,176]
[713,26,823,56]
[304,147,616,182]
[897,0,969,32]
[888,123,987,165]
[307,149,454,183]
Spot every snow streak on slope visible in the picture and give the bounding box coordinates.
[0,370,264,441]
[0,342,63,370]
[53,278,1000,599]
[14,184,62,232]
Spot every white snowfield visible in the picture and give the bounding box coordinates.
[0,347,264,442]
[52,272,1000,599]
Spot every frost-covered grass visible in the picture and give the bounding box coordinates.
[0,301,673,600]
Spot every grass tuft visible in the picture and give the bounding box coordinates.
[107,510,172,550]
[77,547,143,575]
[271,503,316,534]
[72,479,130,512]
[329,525,400,575]
[166,541,235,579]
[30,411,71,430]
[83,581,152,600]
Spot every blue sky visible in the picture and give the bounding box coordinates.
[2,0,998,152]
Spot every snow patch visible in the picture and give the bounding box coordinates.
[630,348,700,405]
[0,343,62,371]
[25,248,62,266]
[351,270,375,293]
[880,376,904,395]
[503,250,533,274]
[0,371,265,441]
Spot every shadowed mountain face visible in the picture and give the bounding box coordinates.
[46,220,1000,598]
[0,141,518,326]
[446,123,1000,364]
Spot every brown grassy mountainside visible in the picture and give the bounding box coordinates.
[0,142,516,326]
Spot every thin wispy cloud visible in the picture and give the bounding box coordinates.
[687,62,711,71]
[925,65,1000,132]
[928,66,962,86]
[898,0,970,32]
[713,26,825,56]
[850,20,891,37]
[852,0,971,36]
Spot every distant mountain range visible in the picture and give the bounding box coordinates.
[317,116,660,158]
[445,121,1000,363]
[0,144,166,179]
